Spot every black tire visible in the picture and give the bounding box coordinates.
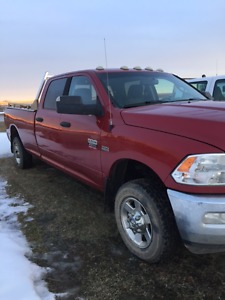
[12,136,32,169]
[115,179,179,263]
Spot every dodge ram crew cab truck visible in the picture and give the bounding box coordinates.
[187,75,225,100]
[4,67,225,263]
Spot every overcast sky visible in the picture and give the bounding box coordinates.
[1,0,225,101]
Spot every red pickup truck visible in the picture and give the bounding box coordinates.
[4,67,225,263]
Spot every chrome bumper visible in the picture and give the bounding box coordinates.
[167,189,225,254]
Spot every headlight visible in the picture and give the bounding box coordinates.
[172,154,225,185]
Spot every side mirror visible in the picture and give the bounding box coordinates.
[56,96,104,116]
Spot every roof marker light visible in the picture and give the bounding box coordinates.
[145,67,153,71]
[120,66,129,70]
[96,66,104,70]
[156,68,164,72]
[133,66,142,70]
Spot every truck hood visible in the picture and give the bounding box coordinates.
[121,100,225,151]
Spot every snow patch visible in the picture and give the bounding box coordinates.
[0,177,55,299]
[0,132,12,158]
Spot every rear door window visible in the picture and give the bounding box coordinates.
[44,78,67,110]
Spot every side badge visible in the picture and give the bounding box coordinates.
[88,138,97,149]
[101,146,109,152]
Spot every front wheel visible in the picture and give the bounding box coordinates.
[115,179,179,263]
[12,136,32,169]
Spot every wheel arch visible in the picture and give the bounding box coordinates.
[9,125,21,152]
[104,158,166,210]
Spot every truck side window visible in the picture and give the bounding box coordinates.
[44,78,67,110]
[213,80,225,100]
[69,76,97,105]
[189,81,207,92]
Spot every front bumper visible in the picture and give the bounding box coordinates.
[167,189,225,254]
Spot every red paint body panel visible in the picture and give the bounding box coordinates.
[121,101,225,150]
[4,109,40,157]
[4,69,225,194]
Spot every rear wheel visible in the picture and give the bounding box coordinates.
[115,179,179,263]
[12,136,32,169]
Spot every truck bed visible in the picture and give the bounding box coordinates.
[4,107,40,157]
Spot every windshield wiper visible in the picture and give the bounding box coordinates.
[180,98,207,102]
[123,101,162,108]
[162,98,207,104]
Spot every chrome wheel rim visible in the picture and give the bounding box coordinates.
[13,141,21,165]
[121,197,152,249]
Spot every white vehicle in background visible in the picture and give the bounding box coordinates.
[0,112,4,122]
[187,75,225,100]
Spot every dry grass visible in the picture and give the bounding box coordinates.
[1,157,225,299]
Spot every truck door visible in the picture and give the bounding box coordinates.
[35,77,67,163]
[58,75,103,189]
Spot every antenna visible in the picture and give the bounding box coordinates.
[104,38,113,131]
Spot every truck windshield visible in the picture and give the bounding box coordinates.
[97,71,207,108]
